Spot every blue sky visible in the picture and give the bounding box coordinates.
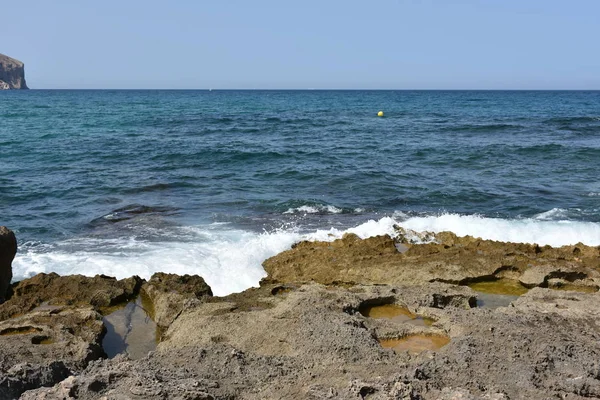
[2,1,599,89]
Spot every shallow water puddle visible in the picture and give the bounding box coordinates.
[380,334,450,353]
[102,294,157,359]
[359,304,434,326]
[467,278,528,308]
[468,278,529,296]
[474,292,520,308]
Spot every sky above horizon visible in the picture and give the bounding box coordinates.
[2,1,599,89]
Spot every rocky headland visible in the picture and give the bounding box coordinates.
[0,54,28,90]
[1,226,600,399]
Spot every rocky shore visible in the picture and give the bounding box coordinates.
[1,226,600,399]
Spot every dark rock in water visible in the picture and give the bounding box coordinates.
[0,226,17,303]
[91,204,179,225]
[0,53,28,90]
[142,273,213,330]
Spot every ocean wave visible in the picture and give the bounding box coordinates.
[13,226,287,297]
[394,212,600,247]
[514,143,564,154]
[533,208,571,221]
[545,116,600,124]
[122,182,198,194]
[11,218,397,296]
[442,123,522,133]
[283,204,343,215]
[11,213,600,297]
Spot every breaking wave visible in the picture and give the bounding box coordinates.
[13,212,600,296]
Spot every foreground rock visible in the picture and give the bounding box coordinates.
[141,272,213,330]
[0,54,28,90]
[0,226,17,302]
[22,282,600,399]
[0,274,143,399]
[0,273,143,320]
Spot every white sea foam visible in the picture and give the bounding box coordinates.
[14,226,296,297]
[283,205,343,214]
[396,213,600,247]
[11,218,398,296]
[12,214,600,296]
[533,208,571,221]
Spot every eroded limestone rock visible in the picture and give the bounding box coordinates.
[0,273,143,320]
[141,272,212,329]
[22,280,600,399]
[263,231,600,292]
[0,273,143,399]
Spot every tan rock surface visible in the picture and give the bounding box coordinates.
[263,232,600,291]
[23,280,600,399]
[141,272,212,329]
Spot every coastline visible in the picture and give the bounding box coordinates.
[2,227,600,399]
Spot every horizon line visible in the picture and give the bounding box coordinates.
[17,88,600,91]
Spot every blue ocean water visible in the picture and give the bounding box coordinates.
[1,90,599,294]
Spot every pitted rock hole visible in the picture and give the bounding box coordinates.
[547,280,599,293]
[31,335,54,345]
[359,303,434,327]
[102,294,157,359]
[271,285,294,296]
[380,334,450,354]
[0,326,42,336]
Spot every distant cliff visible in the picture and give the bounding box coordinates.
[0,53,28,89]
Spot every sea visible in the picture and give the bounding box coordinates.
[1,90,599,295]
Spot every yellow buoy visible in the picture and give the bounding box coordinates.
[377,111,384,117]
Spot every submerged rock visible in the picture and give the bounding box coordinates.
[0,226,17,303]
[0,54,28,90]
